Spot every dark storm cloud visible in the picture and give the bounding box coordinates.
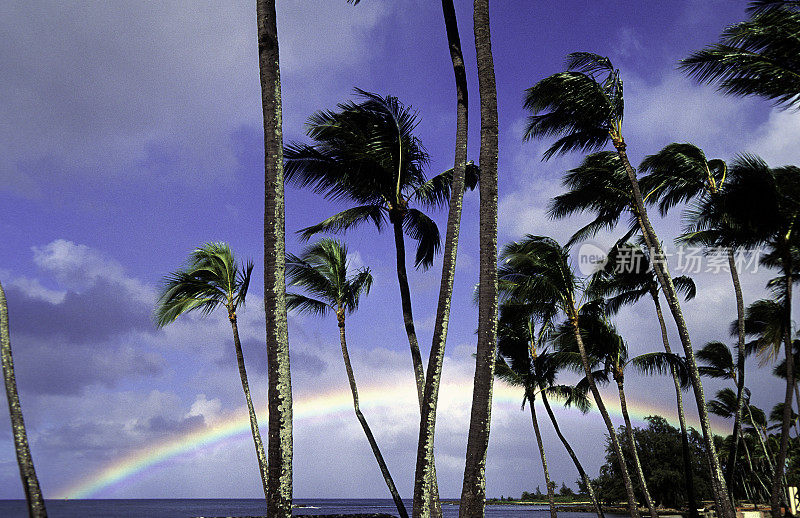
[4,280,154,343]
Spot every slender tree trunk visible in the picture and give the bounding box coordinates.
[727,249,747,498]
[459,1,498,515]
[570,313,641,518]
[617,378,658,518]
[230,316,269,501]
[770,251,794,518]
[256,1,293,514]
[746,405,776,477]
[390,217,442,515]
[338,316,408,518]
[651,289,699,518]
[528,393,557,518]
[615,141,734,518]
[540,392,604,518]
[412,1,468,516]
[0,282,47,518]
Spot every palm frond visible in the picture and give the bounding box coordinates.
[285,293,331,317]
[403,208,441,270]
[298,205,386,241]
[413,161,479,209]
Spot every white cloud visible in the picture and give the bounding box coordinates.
[747,108,800,166]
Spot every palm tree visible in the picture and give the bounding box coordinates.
[680,4,800,109]
[256,0,292,513]
[284,239,407,518]
[690,156,799,517]
[413,2,470,515]
[494,302,603,518]
[524,53,734,516]
[497,235,641,518]
[587,242,699,517]
[459,1,499,516]
[554,308,688,518]
[284,91,477,514]
[154,243,268,501]
[639,143,750,494]
[1,281,47,518]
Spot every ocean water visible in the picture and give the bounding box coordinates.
[0,498,622,517]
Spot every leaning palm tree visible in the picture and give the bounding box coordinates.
[689,156,800,517]
[284,239,407,518]
[524,53,734,516]
[498,235,641,518]
[256,0,292,513]
[588,242,702,516]
[554,307,689,518]
[155,243,268,501]
[458,2,499,515]
[639,143,750,493]
[1,281,47,518]
[680,4,800,110]
[494,302,603,518]
[413,2,471,516]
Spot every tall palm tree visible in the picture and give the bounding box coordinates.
[284,239,407,518]
[459,1,499,516]
[554,308,688,518]
[524,53,734,516]
[154,243,268,501]
[587,243,700,517]
[680,4,800,110]
[639,143,750,494]
[689,156,799,517]
[497,235,641,518]
[284,91,477,513]
[494,302,603,518]
[256,0,292,513]
[1,281,47,518]
[413,2,470,515]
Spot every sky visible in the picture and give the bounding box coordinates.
[1,0,798,502]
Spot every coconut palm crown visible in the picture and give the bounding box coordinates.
[285,239,372,320]
[155,242,253,326]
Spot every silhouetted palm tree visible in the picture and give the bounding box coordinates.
[1,281,47,518]
[681,4,800,109]
[285,239,407,518]
[524,54,733,514]
[555,308,688,518]
[640,143,749,493]
[588,242,699,517]
[155,243,268,501]
[460,1,499,516]
[256,0,293,512]
[691,156,800,516]
[495,302,603,518]
[498,235,641,518]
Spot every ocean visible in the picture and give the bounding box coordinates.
[0,499,623,517]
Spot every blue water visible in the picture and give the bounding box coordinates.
[0,498,618,517]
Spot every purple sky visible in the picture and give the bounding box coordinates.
[1,0,797,500]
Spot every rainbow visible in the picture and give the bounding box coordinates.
[55,380,725,499]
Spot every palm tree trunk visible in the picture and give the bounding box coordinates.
[770,250,794,518]
[528,393,557,518]
[746,405,776,477]
[540,392,604,518]
[650,289,699,518]
[615,141,734,518]
[412,1,468,516]
[459,1,498,515]
[569,313,641,518]
[0,282,47,518]
[338,317,409,518]
[726,249,747,498]
[256,1,293,514]
[617,378,658,518]
[230,316,269,501]
[390,217,443,516]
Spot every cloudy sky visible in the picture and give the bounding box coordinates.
[1,0,797,501]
